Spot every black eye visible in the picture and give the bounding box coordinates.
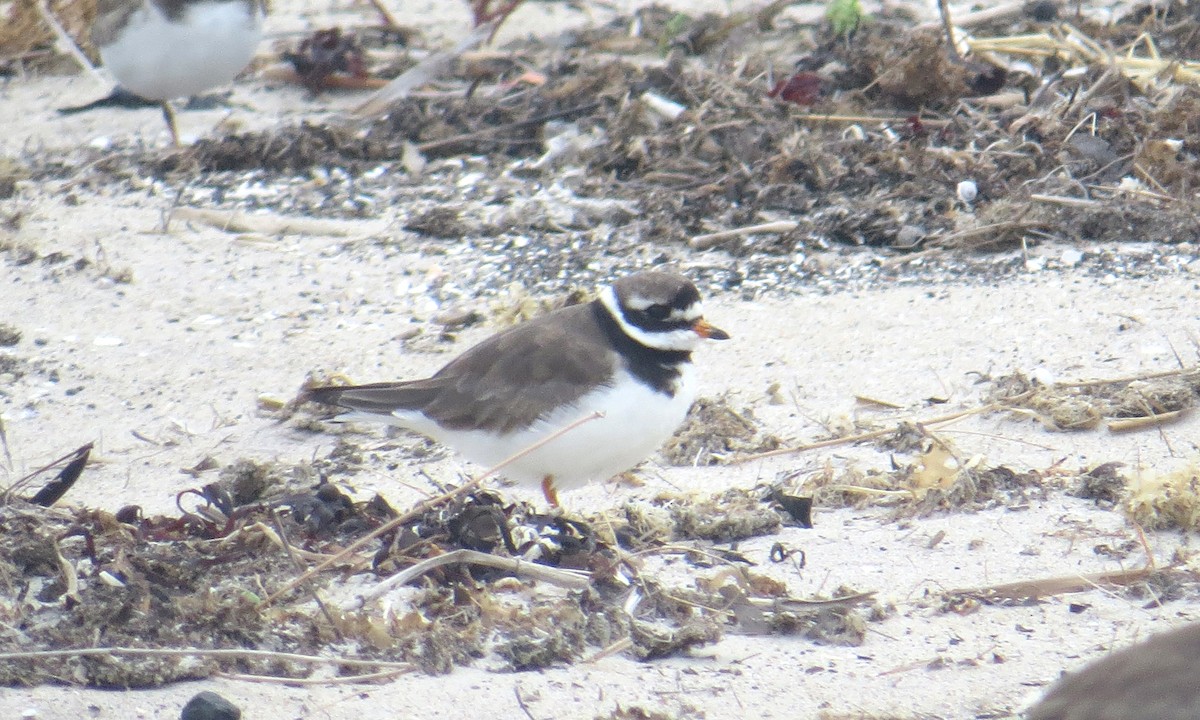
[645,304,671,321]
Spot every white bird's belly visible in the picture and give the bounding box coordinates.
[99,1,263,100]
[379,366,697,493]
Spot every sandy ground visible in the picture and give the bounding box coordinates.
[4,1,1200,718]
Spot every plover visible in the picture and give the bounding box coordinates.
[306,271,729,507]
[91,0,265,144]
[1027,623,1200,720]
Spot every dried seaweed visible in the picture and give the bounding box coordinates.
[796,433,1049,514]
[0,457,871,688]
[660,396,781,466]
[1126,462,1200,531]
[999,369,1200,432]
[1,4,1153,265]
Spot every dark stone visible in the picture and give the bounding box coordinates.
[181,691,241,720]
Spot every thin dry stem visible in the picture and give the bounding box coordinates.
[0,646,414,669]
[730,393,1033,464]
[689,220,799,250]
[351,548,590,609]
[946,566,1157,601]
[34,0,104,85]
[219,668,413,684]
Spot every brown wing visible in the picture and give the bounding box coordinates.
[308,301,616,434]
[1027,623,1200,720]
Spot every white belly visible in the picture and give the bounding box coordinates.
[99,0,263,101]
[365,366,697,494]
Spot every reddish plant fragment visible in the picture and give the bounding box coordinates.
[767,72,822,106]
[903,114,927,138]
[469,0,523,40]
[282,28,369,92]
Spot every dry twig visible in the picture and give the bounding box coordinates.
[168,207,382,237]
[946,566,1157,601]
[34,0,105,85]
[689,221,799,250]
[0,646,413,670]
[350,549,590,609]
[730,393,1033,464]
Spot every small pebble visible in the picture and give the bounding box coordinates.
[0,323,21,346]
[1025,0,1058,21]
[895,224,926,249]
[956,179,978,204]
[435,307,481,328]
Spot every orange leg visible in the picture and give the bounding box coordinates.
[541,476,560,508]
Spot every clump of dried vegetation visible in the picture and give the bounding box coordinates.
[729,361,1200,536]
[997,369,1200,432]
[1126,463,1200,531]
[7,0,1200,267]
[0,440,872,686]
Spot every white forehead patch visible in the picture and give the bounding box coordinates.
[669,303,703,323]
[622,294,703,323]
[623,293,655,311]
